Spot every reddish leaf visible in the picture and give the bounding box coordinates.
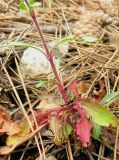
[68,81,90,98]
[68,81,79,98]
[35,109,55,126]
[75,108,92,147]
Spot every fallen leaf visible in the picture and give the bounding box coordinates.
[0,108,20,135]
[0,125,45,155]
[7,120,31,146]
[0,108,48,155]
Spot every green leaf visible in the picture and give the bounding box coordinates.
[52,37,80,48]
[0,42,44,54]
[63,123,73,138]
[92,123,101,140]
[82,35,97,43]
[79,99,119,127]
[89,117,101,139]
[29,0,36,4]
[102,91,119,106]
[19,2,27,10]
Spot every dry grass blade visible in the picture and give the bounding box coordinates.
[2,64,43,159]
[15,58,46,159]
[1,24,32,69]
[114,126,119,160]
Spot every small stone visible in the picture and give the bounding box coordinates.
[20,48,51,78]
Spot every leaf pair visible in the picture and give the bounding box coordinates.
[75,98,119,146]
[19,0,41,10]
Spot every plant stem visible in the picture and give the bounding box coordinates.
[24,0,67,103]
[24,1,73,160]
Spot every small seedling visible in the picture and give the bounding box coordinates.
[0,0,118,157]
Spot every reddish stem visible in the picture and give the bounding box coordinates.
[24,0,67,103]
[49,51,67,102]
[23,2,72,160]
